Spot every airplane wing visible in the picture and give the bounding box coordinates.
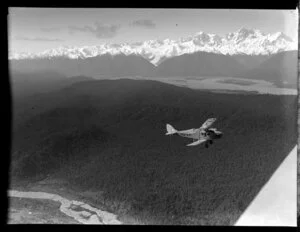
[186,139,207,146]
[200,118,217,130]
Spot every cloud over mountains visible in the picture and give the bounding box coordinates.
[130,19,156,29]
[68,22,121,39]
[40,27,62,32]
[14,36,64,42]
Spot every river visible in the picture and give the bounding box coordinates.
[8,190,122,224]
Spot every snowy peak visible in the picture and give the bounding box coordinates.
[228,28,259,43]
[9,28,296,65]
[269,32,293,42]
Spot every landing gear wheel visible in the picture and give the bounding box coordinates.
[209,140,213,145]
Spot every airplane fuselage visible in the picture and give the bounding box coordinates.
[177,128,222,141]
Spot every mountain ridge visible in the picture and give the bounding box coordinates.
[9,28,296,66]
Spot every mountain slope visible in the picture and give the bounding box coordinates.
[10,54,156,78]
[241,50,298,88]
[10,49,297,88]
[155,51,246,77]
[231,54,270,70]
[10,70,95,98]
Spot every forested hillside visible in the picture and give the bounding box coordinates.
[11,79,297,225]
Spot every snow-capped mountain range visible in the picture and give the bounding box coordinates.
[9,28,297,66]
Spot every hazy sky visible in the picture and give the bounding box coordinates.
[8,8,298,53]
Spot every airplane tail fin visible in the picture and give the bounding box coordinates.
[166,124,177,135]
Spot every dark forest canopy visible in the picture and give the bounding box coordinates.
[10,79,297,225]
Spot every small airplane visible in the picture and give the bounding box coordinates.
[165,118,223,147]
